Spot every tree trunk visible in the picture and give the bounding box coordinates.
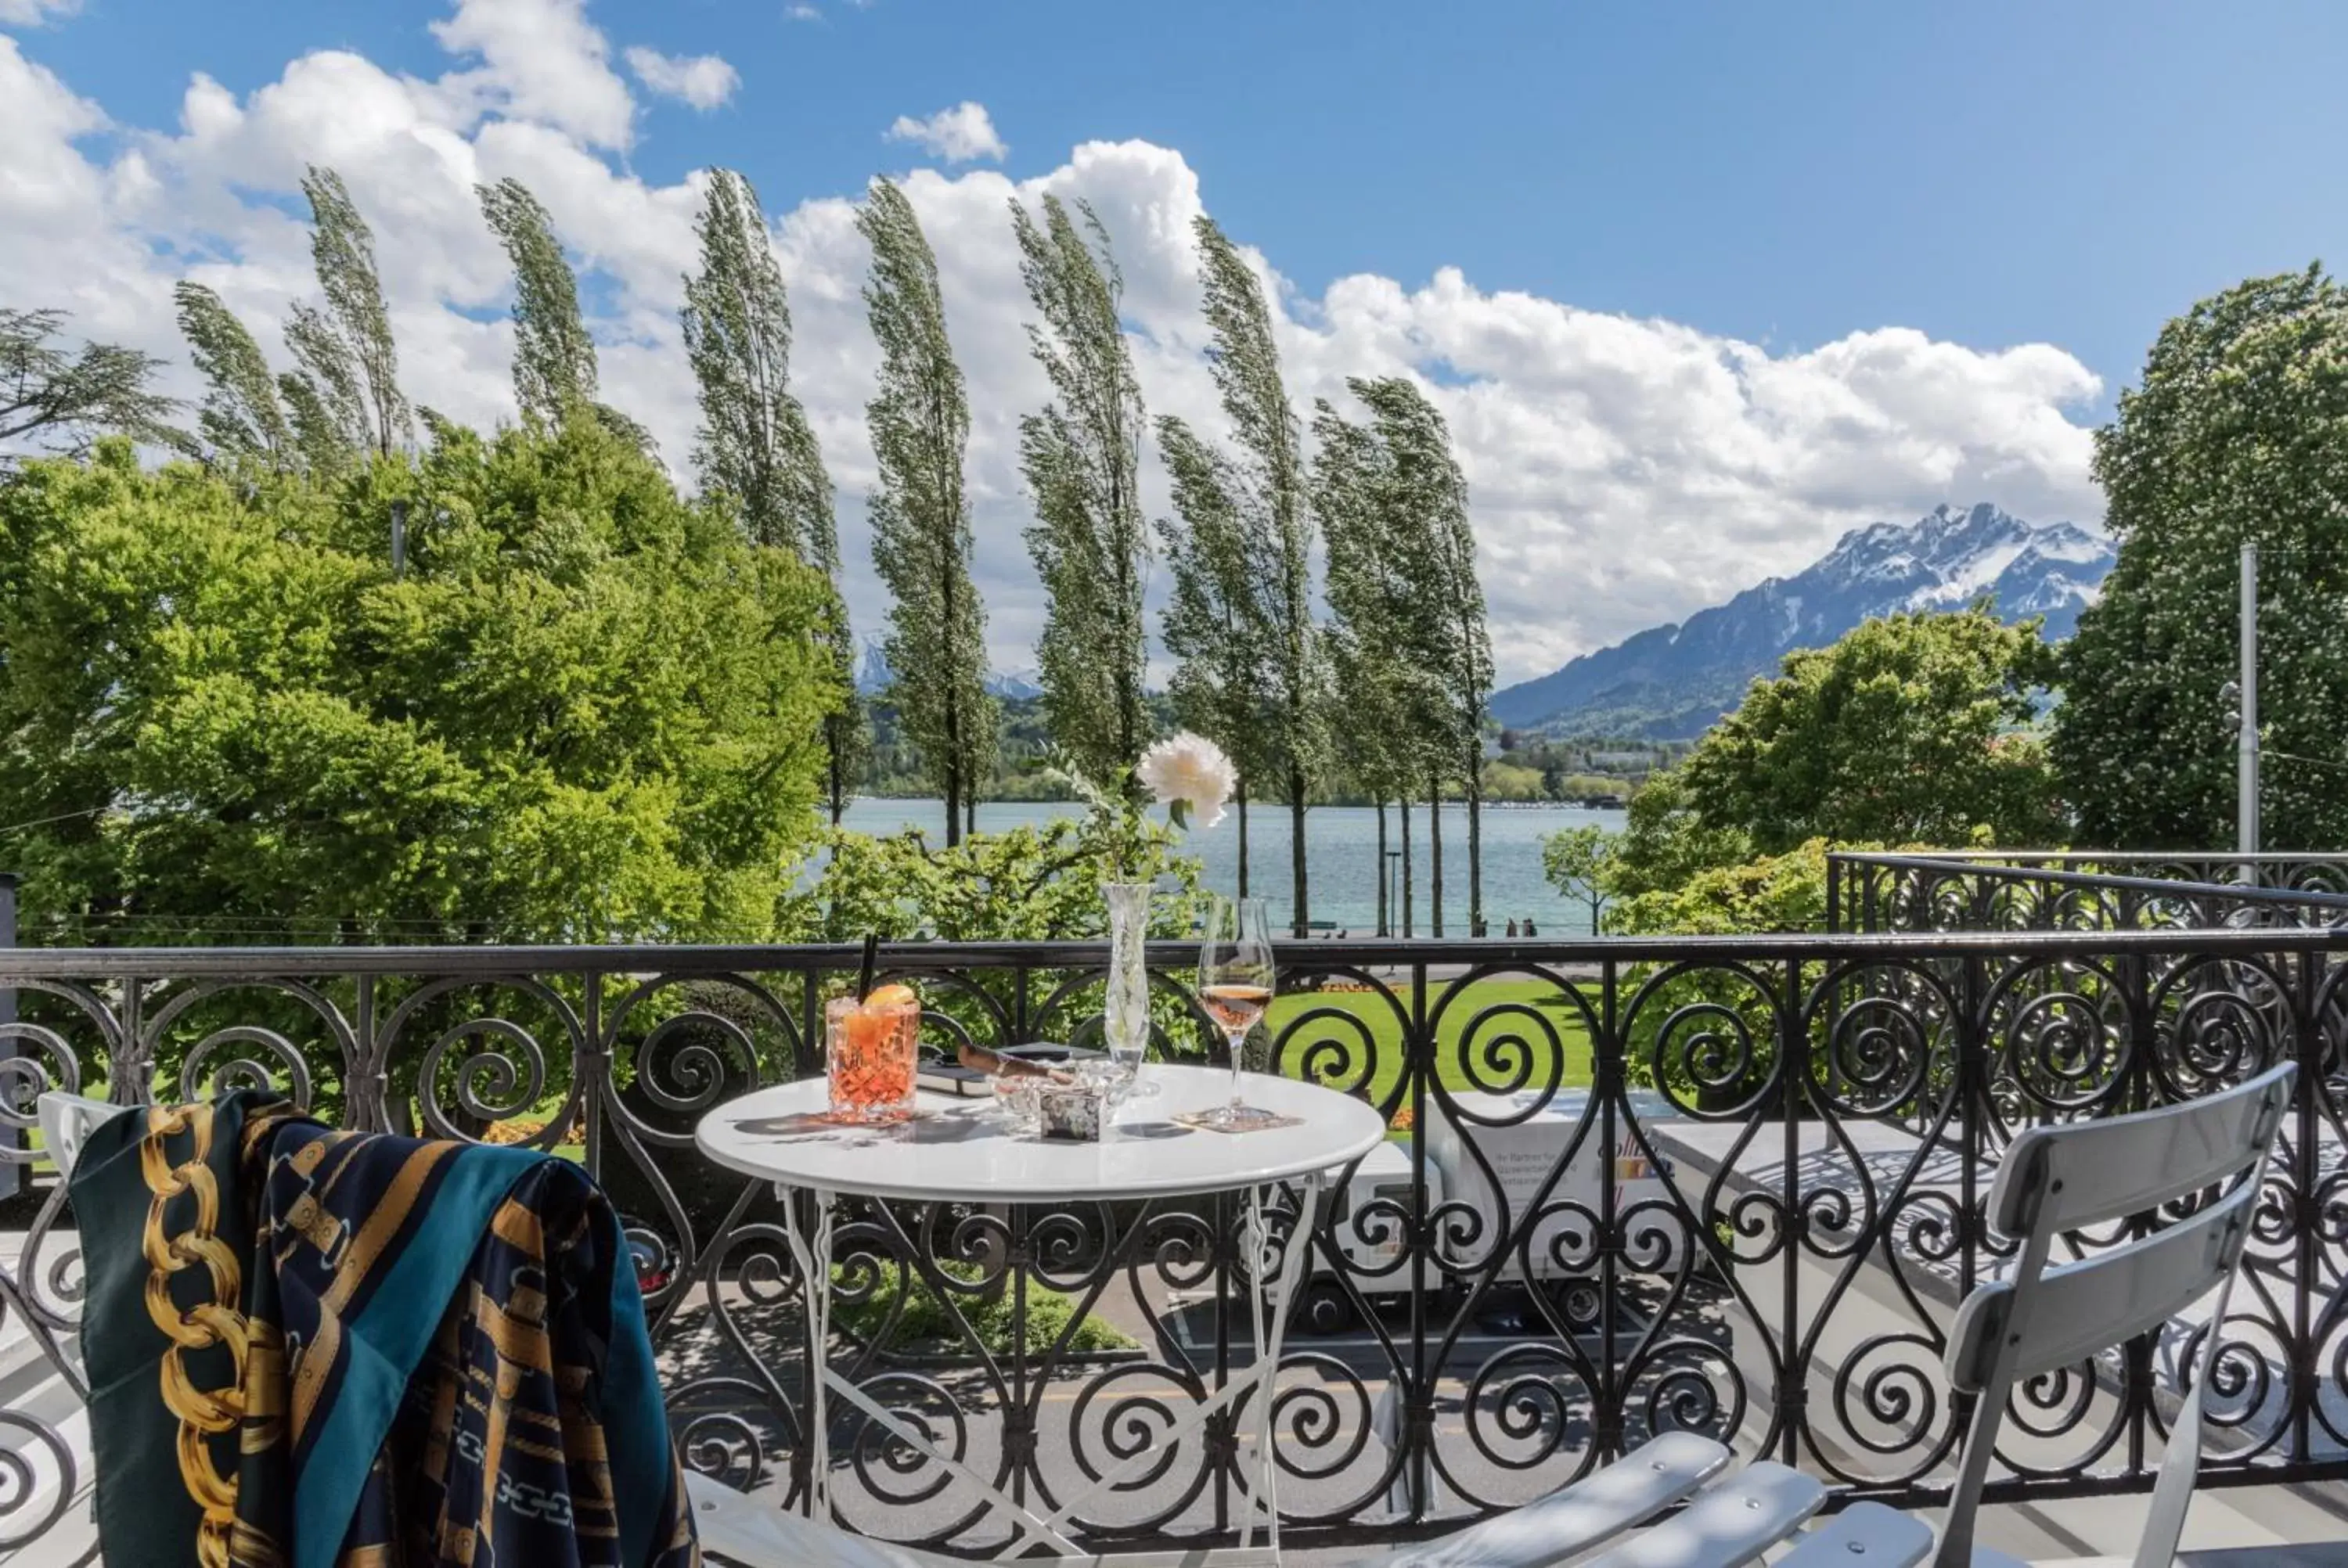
[945,758,963,849]
[1399,794,1414,939]
[1289,764,1309,940]
[1467,743,1484,938]
[1428,764,1445,938]
[1235,775,1250,900]
[966,792,977,840]
[1375,797,1389,937]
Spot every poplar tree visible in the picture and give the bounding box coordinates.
[300,167,410,457]
[1352,377,1494,938]
[174,283,293,467]
[682,167,861,822]
[281,303,368,476]
[859,177,994,843]
[1011,195,1150,783]
[477,178,600,426]
[1183,216,1323,932]
[1313,399,1428,933]
[1156,415,1270,891]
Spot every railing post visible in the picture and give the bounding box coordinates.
[0,871,15,1202]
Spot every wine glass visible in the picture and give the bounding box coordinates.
[1197,894,1280,1130]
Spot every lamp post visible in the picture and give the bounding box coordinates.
[2222,543,2260,886]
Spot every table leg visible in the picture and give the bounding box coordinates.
[778,1183,836,1520]
[1237,1171,1324,1560]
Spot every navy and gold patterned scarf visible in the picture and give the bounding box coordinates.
[70,1090,700,1568]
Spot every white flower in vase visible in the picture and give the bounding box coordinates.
[1136,731,1236,832]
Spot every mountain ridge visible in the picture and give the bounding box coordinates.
[1489,502,2112,739]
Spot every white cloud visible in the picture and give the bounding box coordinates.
[885,101,1007,164]
[0,9,2105,687]
[0,0,81,25]
[622,45,738,110]
[430,0,635,150]
[784,4,821,20]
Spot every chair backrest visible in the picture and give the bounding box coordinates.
[1933,1063,2293,1568]
[37,1091,128,1181]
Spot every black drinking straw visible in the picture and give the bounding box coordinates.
[855,933,879,1001]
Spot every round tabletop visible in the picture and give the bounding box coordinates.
[693,1063,1389,1203]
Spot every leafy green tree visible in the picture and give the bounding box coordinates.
[477,178,602,429]
[0,308,183,461]
[1540,822,1619,933]
[1011,194,1151,783]
[1608,836,1835,937]
[0,425,834,945]
[857,176,992,842]
[1156,215,1323,930]
[682,167,861,822]
[2053,265,2348,851]
[1608,608,2060,900]
[1678,606,2062,858]
[174,283,294,468]
[1603,770,1752,899]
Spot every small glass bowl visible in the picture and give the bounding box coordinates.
[989,1074,1046,1135]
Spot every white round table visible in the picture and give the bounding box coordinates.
[694,1064,1387,1562]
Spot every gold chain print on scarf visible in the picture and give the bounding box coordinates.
[139,1103,251,1568]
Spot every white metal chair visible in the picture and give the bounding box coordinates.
[1907,1063,2296,1568]
[41,1074,2291,1568]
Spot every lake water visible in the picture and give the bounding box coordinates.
[837,798,1626,936]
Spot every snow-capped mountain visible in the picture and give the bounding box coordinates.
[853,638,1042,702]
[1489,503,2114,739]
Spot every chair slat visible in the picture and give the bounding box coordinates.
[1580,1462,1825,1568]
[1989,1065,2289,1237]
[1379,1430,1730,1566]
[1774,1502,1933,1567]
[1948,1172,2259,1394]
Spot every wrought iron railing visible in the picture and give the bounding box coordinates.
[5,926,2348,1561]
[1827,851,2348,934]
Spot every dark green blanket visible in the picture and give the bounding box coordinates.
[70,1090,700,1568]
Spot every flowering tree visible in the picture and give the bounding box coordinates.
[2054,265,2348,851]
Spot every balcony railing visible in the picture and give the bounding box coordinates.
[1827,850,2348,933]
[5,919,2348,1560]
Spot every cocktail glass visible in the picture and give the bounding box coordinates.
[826,991,920,1124]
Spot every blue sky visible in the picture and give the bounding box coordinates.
[4,0,2341,677]
[29,0,2348,405]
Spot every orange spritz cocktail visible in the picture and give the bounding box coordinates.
[826,985,920,1124]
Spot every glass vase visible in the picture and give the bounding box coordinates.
[1101,880,1154,1092]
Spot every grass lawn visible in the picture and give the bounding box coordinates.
[1263,976,1594,1113]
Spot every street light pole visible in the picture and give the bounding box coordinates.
[2239,541,2260,884]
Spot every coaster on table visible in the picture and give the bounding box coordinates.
[1171,1108,1303,1135]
